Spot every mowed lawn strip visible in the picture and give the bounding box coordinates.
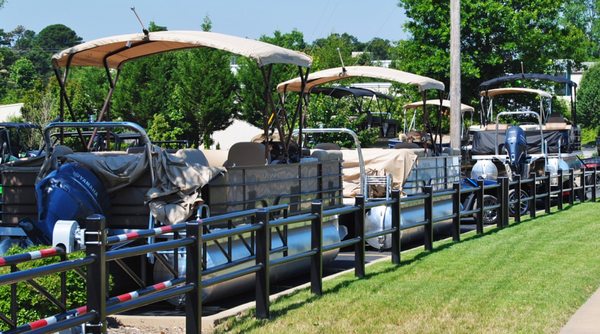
[214,203,600,334]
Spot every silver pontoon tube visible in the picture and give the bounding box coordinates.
[154,218,347,303]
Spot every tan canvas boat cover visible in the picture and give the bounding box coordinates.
[340,148,418,197]
[403,99,474,113]
[52,31,312,69]
[479,87,552,98]
[277,66,444,93]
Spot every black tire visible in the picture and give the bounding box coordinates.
[508,189,529,216]
[473,194,499,225]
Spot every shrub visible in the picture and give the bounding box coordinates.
[576,63,600,129]
[0,245,87,331]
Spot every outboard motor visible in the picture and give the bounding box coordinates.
[504,126,527,175]
[35,162,110,241]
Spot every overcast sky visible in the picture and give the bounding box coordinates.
[0,0,409,43]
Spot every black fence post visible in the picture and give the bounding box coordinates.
[476,179,484,234]
[500,177,509,227]
[544,171,551,214]
[310,201,323,296]
[185,221,202,334]
[452,182,461,242]
[529,172,537,219]
[496,177,504,228]
[255,209,270,319]
[569,168,575,205]
[580,167,586,203]
[558,169,564,210]
[391,190,401,264]
[84,214,107,334]
[515,174,521,224]
[424,185,434,251]
[593,167,598,202]
[354,196,366,278]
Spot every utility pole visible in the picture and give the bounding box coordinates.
[450,0,461,151]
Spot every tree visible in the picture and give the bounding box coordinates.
[310,33,356,70]
[561,0,600,58]
[395,0,590,105]
[576,63,600,129]
[237,30,308,127]
[364,38,391,60]
[11,25,35,51]
[35,24,82,52]
[8,57,37,90]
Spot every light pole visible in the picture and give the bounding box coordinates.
[450,0,461,151]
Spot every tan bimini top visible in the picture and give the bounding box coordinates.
[403,99,474,113]
[277,66,444,93]
[479,87,552,98]
[52,30,312,69]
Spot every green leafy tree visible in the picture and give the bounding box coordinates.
[576,63,600,129]
[364,37,391,60]
[35,24,82,52]
[395,0,590,105]
[561,0,600,58]
[310,33,355,70]
[8,57,37,90]
[237,30,308,127]
[32,24,82,76]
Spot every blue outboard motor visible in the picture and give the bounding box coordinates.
[504,126,527,175]
[35,162,110,241]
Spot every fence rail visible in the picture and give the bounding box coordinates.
[0,167,598,333]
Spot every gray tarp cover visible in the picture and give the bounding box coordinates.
[55,147,224,225]
[471,130,569,155]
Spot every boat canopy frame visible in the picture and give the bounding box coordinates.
[478,87,553,126]
[478,73,577,126]
[51,30,312,160]
[403,99,475,142]
[277,66,446,154]
[306,86,395,130]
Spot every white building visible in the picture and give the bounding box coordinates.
[0,103,23,122]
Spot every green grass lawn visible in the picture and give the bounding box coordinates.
[214,203,600,334]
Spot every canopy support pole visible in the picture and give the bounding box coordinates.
[52,55,87,149]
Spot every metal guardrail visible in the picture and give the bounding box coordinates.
[0,167,598,333]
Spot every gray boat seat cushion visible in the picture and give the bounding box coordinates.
[173,148,209,167]
[223,142,267,167]
[311,148,343,161]
[315,142,341,150]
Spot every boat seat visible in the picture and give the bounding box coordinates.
[311,149,343,161]
[315,142,341,150]
[223,142,267,167]
[201,149,228,167]
[543,114,571,130]
[173,148,209,167]
[543,123,571,131]
[484,124,509,131]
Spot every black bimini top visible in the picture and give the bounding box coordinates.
[479,73,577,90]
[309,86,394,101]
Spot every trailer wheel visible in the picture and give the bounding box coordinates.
[508,189,529,216]
[473,195,499,225]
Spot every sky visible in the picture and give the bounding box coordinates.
[0,0,409,44]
